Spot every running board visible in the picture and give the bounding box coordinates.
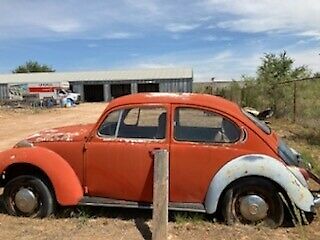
[79,196,206,213]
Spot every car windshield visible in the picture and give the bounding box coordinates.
[242,108,271,134]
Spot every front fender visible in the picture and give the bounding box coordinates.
[204,154,314,214]
[0,146,83,206]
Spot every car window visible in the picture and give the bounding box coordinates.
[174,107,241,143]
[124,108,139,125]
[118,107,166,139]
[99,107,167,140]
[98,110,121,137]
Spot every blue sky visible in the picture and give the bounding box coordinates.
[0,0,319,81]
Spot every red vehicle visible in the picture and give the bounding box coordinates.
[0,93,319,227]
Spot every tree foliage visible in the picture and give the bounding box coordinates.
[12,60,55,73]
[240,51,311,116]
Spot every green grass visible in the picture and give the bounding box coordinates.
[173,212,207,224]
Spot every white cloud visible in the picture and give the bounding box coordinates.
[165,23,200,33]
[137,63,176,69]
[1,0,319,40]
[87,43,98,48]
[46,20,82,33]
[202,35,232,41]
[103,32,139,39]
[124,49,261,81]
[0,0,165,39]
[202,36,217,41]
[0,0,318,79]
[291,49,320,72]
[204,0,320,35]
[297,31,320,41]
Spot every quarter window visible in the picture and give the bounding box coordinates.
[98,110,121,137]
[174,107,240,143]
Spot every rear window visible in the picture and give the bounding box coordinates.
[242,108,271,134]
[174,107,241,143]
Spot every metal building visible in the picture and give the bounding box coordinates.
[0,68,193,102]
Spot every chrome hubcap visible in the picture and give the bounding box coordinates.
[239,195,269,221]
[14,188,38,214]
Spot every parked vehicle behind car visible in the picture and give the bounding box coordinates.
[0,93,319,228]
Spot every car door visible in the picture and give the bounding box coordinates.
[85,104,170,203]
[170,105,247,203]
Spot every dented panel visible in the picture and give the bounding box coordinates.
[204,154,314,214]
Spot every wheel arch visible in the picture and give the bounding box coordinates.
[0,146,83,206]
[1,163,55,194]
[216,175,288,213]
[204,154,314,214]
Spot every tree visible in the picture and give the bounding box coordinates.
[12,60,55,73]
[240,75,262,108]
[314,72,320,78]
[255,51,310,116]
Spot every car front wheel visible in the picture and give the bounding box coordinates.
[222,177,284,228]
[3,175,55,218]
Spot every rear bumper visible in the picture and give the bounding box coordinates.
[314,196,320,208]
[307,170,320,210]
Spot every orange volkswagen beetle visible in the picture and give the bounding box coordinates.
[0,93,319,227]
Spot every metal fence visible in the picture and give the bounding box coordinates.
[210,77,320,130]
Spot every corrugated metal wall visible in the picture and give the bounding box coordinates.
[158,78,192,92]
[1,76,193,102]
[0,84,9,100]
[71,78,193,102]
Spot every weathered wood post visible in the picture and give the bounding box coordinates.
[293,80,297,123]
[152,149,169,240]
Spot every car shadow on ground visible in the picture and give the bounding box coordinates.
[57,205,153,238]
[0,193,154,240]
[0,195,214,240]
[55,206,211,240]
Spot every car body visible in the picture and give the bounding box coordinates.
[0,93,319,227]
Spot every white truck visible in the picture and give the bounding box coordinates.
[9,82,81,105]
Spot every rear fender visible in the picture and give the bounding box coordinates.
[0,146,83,206]
[204,154,314,214]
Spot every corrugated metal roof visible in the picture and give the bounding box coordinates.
[0,68,193,84]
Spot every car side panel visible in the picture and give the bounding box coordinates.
[36,141,85,185]
[0,147,83,206]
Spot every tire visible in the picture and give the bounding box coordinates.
[3,175,55,218]
[222,177,284,228]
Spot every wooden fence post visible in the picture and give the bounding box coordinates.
[293,80,297,123]
[152,149,169,240]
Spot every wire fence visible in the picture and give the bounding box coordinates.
[208,77,320,131]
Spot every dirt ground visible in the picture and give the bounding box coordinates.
[0,103,320,240]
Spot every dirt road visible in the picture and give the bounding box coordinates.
[0,103,319,240]
[0,103,106,151]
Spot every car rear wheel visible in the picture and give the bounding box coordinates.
[3,175,55,218]
[222,177,284,228]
